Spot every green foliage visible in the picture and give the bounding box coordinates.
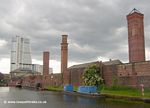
[82,64,103,86]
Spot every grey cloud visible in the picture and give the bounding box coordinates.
[0,0,150,66]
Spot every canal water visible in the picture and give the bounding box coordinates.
[0,87,149,108]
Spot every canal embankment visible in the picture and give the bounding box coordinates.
[45,85,150,103]
[61,91,150,103]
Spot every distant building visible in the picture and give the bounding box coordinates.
[32,64,43,73]
[10,36,32,71]
[10,69,41,79]
[32,64,53,75]
[49,68,53,74]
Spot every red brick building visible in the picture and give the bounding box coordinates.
[68,60,121,86]
[65,9,150,88]
[21,9,150,88]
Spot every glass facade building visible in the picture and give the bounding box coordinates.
[10,36,32,71]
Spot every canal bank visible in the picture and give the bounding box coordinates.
[61,91,150,103]
[9,85,150,104]
[101,93,150,103]
[44,86,150,104]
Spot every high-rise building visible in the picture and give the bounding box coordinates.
[10,36,32,71]
[127,8,145,63]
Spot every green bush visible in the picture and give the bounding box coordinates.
[82,64,103,86]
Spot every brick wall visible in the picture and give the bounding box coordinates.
[21,61,150,88]
[22,73,62,88]
[69,68,85,86]
[50,73,62,86]
[103,64,118,86]
[117,61,150,87]
[68,62,101,86]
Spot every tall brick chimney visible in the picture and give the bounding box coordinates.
[42,51,50,88]
[127,8,145,63]
[61,35,69,85]
[43,51,49,76]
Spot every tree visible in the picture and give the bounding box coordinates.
[82,64,103,86]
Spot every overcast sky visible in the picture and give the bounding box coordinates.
[0,0,150,74]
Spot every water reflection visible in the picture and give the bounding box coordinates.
[63,95,77,102]
[0,87,10,92]
[77,96,97,104]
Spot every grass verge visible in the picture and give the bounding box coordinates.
[45,86,63,91]
[98,85,150,98]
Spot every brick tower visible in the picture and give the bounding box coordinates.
[61,35,69,85]
[127,8,145,63]
[43,51,49,87]
[43,51,49,76]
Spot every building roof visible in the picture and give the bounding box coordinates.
[128,8,142,15]
[103,60,122,65]
[68,61,99,69]
[10,68,33,73]
[68,60,122,69]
